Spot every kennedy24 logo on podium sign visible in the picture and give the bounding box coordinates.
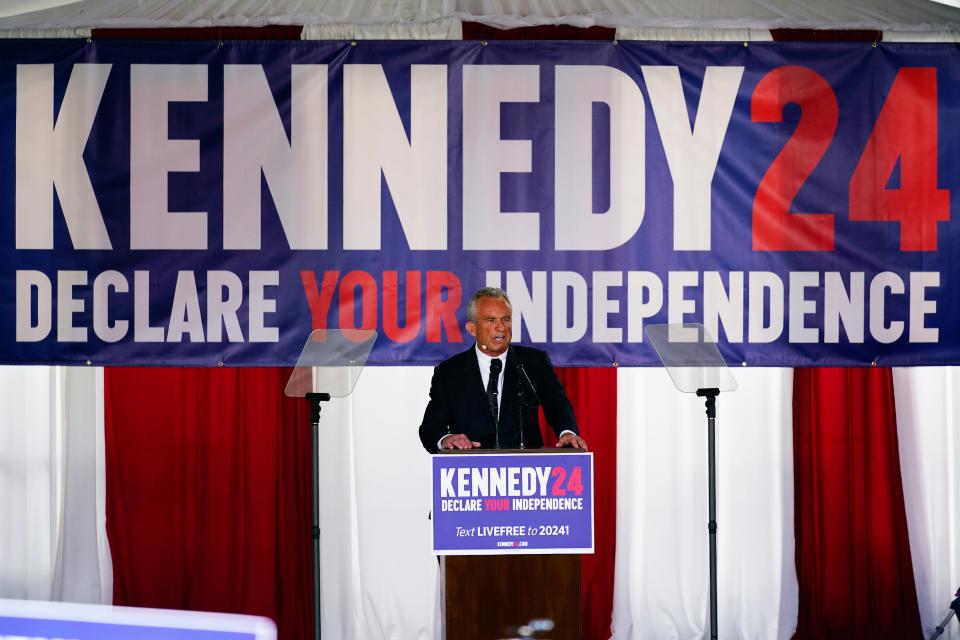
[432,451,594,555]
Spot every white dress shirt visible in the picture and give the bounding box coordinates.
[474,344,506,411]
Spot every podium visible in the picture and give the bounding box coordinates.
[441,553,580,640]
[434,449,593,640]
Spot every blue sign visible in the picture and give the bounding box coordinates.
[0,40,957,366]
[0,599,276,640]
[432,452,594,554]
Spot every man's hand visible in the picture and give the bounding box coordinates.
[440,434,481,450]
[556,432,588,450]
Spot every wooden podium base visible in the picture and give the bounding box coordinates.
[441,554,580,640]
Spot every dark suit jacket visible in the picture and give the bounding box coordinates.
[418,345,579,453]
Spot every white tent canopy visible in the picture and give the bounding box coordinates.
[0,0,959,35]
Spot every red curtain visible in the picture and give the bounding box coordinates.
[105,368,314,639]
[793,368,922,639]
[462,23,616,41]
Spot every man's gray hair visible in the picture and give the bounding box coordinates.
[467,287,511,323]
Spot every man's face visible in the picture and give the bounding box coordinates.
[467,296,512,357]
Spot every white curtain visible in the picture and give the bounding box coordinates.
[0,366,112,604]
[318,366,439,640]
[612,367,797,639]
[894,368,960,640]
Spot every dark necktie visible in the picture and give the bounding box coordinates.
[487,358,502,421]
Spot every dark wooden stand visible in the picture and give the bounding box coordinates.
[441,554,580,640]
[439,449,582,640]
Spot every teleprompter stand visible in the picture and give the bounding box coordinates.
[284,329,377,640]
[646,324,738,640]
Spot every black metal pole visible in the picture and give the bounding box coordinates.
[306,392,330,640]
[930,610,956,639]
[516,388,526,450]
[697,388,720,640]
[929,587,960,639]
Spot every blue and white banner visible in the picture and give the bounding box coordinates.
[1,39,957,366]
[432,451,594,555]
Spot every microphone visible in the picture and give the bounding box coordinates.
[511,354,541,451]
[514,357,540,406]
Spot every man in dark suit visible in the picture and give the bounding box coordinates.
[418,287,588,452]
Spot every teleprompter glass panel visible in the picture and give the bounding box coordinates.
[645,324,737,394]
[284,329,377,399]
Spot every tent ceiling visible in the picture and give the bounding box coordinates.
[0,0,959,32]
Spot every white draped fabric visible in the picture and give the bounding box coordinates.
[0,366,112,604]
[894,368,960,640]
[613,367,797,639]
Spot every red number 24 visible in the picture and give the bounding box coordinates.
[751,66,948,252]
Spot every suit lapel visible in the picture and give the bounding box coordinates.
[462,346,484,390]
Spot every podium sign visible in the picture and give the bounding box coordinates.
[0,599,276,640]
[432,451,594,555]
